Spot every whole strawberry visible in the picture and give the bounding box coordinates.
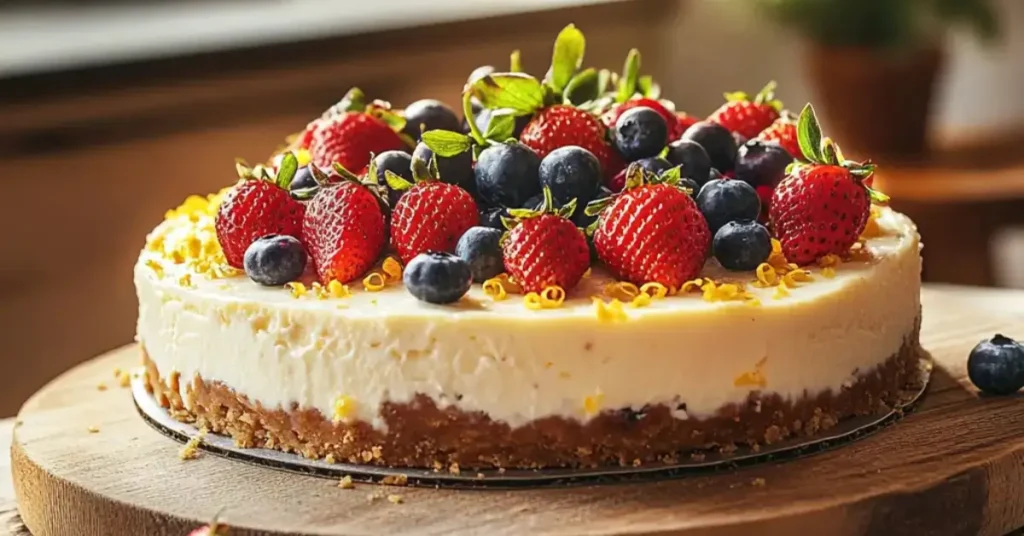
[675,111,699,136]
[303,172,387,284]
[520,105,623,179]
[601,98,683,141]
[309,88,408,174]
[502,187,590,293]
[708,81,783,140]
[387,161,479,264]
[770,104,888,265]
[757,112,801,160]
[216,153,306,268]
[588,164,710,288]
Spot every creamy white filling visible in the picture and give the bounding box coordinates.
[135,207,921,429]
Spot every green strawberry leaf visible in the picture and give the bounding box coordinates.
[422,130,473,158]
[373,108,407,133]
[427,154,441,181]
[597,69,612,96]
[500,216,519,231]
[332,162,362,182]
[658,165,682,185]
[484,110,517,141]
[470,73,545,116]
[563,68,600,105]
[615,48,641,103]
[584,196,613,217]
[585,218,600,236]
[309,164,331,186]
[796,103,824,164]
[557,197,578,219]
[326,87,367,116]
[820,138,839,166]
[507,208,540,219]
[753,80,783,112]
[867,187,890,204]
[723,91,749,102]
[547,24,586,93]
[384,170,414,191]
[623,162,645,190]
[510,49,523,73]
[638,75,660,99]
[410,156,435,183]
[290,186,318,201]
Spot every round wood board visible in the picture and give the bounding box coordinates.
[11,288,1024,536]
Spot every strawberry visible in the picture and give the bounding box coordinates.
[502,187,590,293]
[386,161,479,264]
[769,104,888,265]
[520,105,623,179]
[308,87,409,174]
[588,164,710,288]
[302,171,387,284]
[215,154,306,269]
[601,98,683,141]
[757,113,801,159]
[708,81,783,140]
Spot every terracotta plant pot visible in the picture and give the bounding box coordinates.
[804,44,944,163]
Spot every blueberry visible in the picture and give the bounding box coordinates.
[479,207,508,230]
[474,141,542,208]
[713,221,772,271]
[634,156,674,177]
[681,121,738,173]
[522,193,545,211]
[289,166,318,192]
[664,140,712,185]
[696,178,761,234]
[539,146,602,206]
[455,227,505,283]
[613,107,668,161]
[968,334,1024,395]
[243,235,307,286]
[370,151,413,207]
[572,186,611,229]
[732,131,748,147]
[403,252,473,304]
[403,99,461,141]
[412,142,474,195]
[735,139,793,188]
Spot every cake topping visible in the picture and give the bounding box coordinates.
[593,297,628,322]
[501,187,590,293]
[756,111,800,159]
[455,226,505,284]
[402,252,473,305]
[680,121,737,174]
[523,285,567,310]
[308,88,409,173]
[734,138,793,189]
[538,146,603,210]
[387,161,479,264]
[695,175,760,235]
[967,334,1024,396]
[713,220,772,272]
[611,106,669,162]
[664,139,712,186]
[401,99,461,143]
[302,171,387,284]
[242,234,307,287]
[707,81,783,140]
[332,395,357,423]
[362,273,387,292]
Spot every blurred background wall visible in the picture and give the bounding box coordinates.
[1,0,1022,416]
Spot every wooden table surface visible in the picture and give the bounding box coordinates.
[4,284,1024,536]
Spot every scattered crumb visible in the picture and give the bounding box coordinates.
[96,383,108,391]
[338,475,355,489]
[87,426,100,434]
[475,473,485,479]
[380,474,408,486]
[449,463,461,475]
[632,458,642,467]
[387,494,403,504]
[116,369,132,388]
[179,429,207,460]
[498,467,506,474]
[324,453,336,464]
[366,489,387,502]
[752,477,766,487]
[690,453,706,462]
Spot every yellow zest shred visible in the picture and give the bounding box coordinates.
[540,285,566,307]
[603,281,640,301]
[754,263,778,287]
[734,357,768,388]
[782,269,813,287]
[145,259,165,279]
[332,395,357,423]
[773,281,790,299]
[286,281,307,298]
[630,292,652,308]
[382,257,403,282]
[177,273,193,288]
[524,292,544,310]
[640,282,669,299]
[363,272,387,292]
[482,277,508,301]
[679,278,704,293]
[593,297,628,322]
[583,393,604,416]
[328,279,351,298]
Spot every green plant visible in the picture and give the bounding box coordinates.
[756,0,1000,49]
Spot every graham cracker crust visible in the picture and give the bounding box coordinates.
[142,318,922,470]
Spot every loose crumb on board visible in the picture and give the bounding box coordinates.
[96,383,108,391]
[115,368,132,388]
[87,426,100,434]
[449,463,461,475]
[752,478,766,487]
[338,475,355,489]
[179,429,207,460]
[380,474,408,486]
[387,494,404,504]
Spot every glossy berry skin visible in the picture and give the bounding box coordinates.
[310,112,406,173]
[675,112,700,136]
[303,181,387,284]
[243,235,308,286]
[539,146,602,206]
[521,193,545,211]
[594,184,711,288]
[601,98,684,141]
[770,165,871,265]
[455,226,505,283]
[755,184,774,224]
[757,116,801,159]
[735,139,793,188]
[391,182,479,264]
[474,142,542,208]
[503,214,590,293]
[216,181,306,269]
[968,335,1024,395]
[411,142,475,196]
[479,207,508,230]
[612,107,668,162]
[289,166,319,192]
[370,151,413,208]
[403,252,473,305]
[712,221,772,272]
[680,121,738,174]
[696,178,761,235]
[402,99,461,141]
[664,140,712,186]
[709,98,781,140]
[635,156,674,176]
[520,105,623,180]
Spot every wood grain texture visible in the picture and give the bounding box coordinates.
[10,287,1024,536]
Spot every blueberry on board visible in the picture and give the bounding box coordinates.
[289,166,318,192]
[455,226,505,283]
[243,235,307,287]
[613,107,669,161]
[681,121,738,173]
[735,139,793,188]
[479,207,508,230]
[402,99,462,141]
[968,334,1024,395]
[696,178,761,234]
[712,221,772,271]
[403,251,474,305]
[539,146,602,206]
[371,151,413,208]
[634,156,674,177]
[412,142,474,195]
[664,140,712,186]
[474,141,542,208]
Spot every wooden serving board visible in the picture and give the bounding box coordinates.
[11,288,1024,536]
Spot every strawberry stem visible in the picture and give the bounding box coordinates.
[462,91,487,146]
